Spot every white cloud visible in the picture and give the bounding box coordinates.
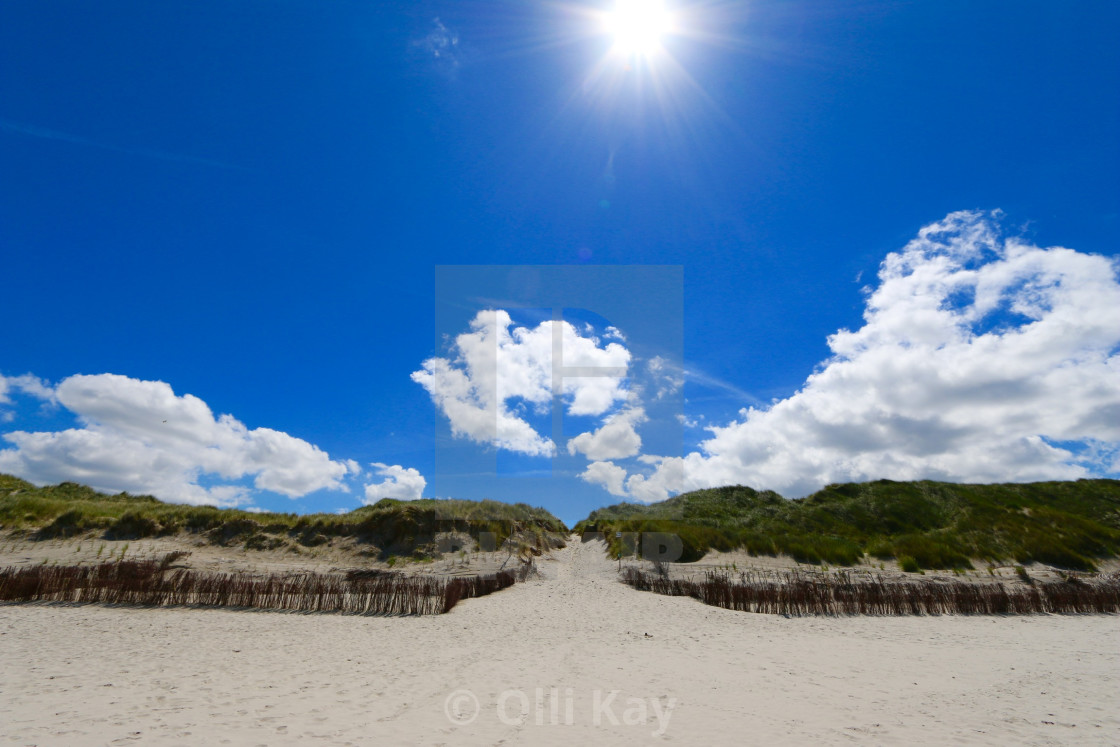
[622,211,1120,502]
[580,460,628,496]
[0,373,351,506]
[647,356,684,399]
[567,406,646,460]
[0,373,55,409]
[412,309,631,456]
[363,463,427,503]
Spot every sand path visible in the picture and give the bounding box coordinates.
[2,536,1118,745]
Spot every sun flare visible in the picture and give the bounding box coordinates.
[603,0,674,56]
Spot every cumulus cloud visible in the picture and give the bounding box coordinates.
[412,309,631,456]
[579,460,628,496]
[622,211,1120,501]
[567,406,646,460]
[363,463,427,503]
[0,373,352,506]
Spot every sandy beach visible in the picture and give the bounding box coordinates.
[2,537,1118,746]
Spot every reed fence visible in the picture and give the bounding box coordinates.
[0,556,533,615]
[621,567,1120,616]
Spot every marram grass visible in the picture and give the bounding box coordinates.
[0,474,567,559]
[576,478,1120,571]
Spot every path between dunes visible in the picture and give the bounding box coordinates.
[1,536,1118,746]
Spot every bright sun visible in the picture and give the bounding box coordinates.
[604,0,673,57]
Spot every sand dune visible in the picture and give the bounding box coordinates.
[2,537,1118,745]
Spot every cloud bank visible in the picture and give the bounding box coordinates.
[623,210,1120,500]
[7,211,1114,512]
[0,373,363,507]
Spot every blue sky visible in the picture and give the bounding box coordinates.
[2,1,1118,526]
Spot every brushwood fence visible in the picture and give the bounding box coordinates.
[0,556,533,616]
[621,567,1120,616]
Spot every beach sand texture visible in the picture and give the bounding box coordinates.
[2,538,1118,746]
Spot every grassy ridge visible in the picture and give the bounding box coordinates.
[0,474,568,559]
[574,479,1120,571]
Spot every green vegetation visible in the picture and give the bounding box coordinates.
[0,474,567,559]
[574,479,1120,571]
[899,556,921,574]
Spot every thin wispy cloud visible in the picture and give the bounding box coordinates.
[0,118,245,170]
[648,354,765,407]
[414,17,462,77]
[0,374,54,407]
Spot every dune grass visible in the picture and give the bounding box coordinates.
[576,479,1120,571]
[0,474,568,559]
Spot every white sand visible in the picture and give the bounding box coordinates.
[2,537,1118,746]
